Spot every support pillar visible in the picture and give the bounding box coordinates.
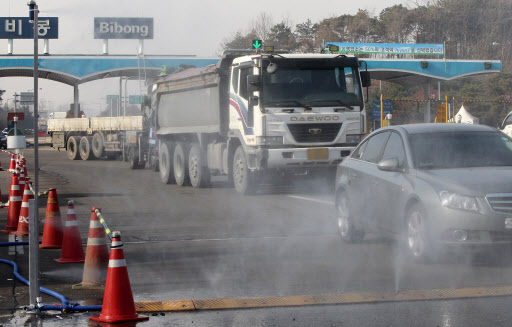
[73,83,79,117]
[424,83,431,123]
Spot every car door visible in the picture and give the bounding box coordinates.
[351,131,390,231]
[373,131,408,234]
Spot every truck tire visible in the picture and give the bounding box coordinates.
[66,136,80,160]
[173,142,190,186]
[150,149,159,172]
[159,141,175,184]
[188,144,210,188]
[91,132,104,158]
[79,136,94,160]
[128,147,145,169]
[233,145,255,194]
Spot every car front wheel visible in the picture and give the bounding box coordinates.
[336,192,365,243]
[406,203,434,262]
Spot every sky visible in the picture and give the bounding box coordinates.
[1,0,410,116]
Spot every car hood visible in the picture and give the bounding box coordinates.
[416,166,512,196]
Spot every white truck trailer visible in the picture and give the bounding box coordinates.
[154,50,371,194]
[47,116,144,160]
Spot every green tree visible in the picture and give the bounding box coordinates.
[267,22,297,50]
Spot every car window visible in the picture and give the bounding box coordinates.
[352,139,368,160]
[360,131,390,163]
[381,132,406,167]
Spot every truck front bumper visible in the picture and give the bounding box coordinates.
[246,146,354,170]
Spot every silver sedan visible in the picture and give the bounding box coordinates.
[335,123,512,262]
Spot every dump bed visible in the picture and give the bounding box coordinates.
[47,116,143,132]
[156,64,223,135]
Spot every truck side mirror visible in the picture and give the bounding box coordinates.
[247,75,261,93]
[247,96,258,127]
[360,71,371,88]
[142,95,150,108]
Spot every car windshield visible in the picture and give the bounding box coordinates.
[410,131,512,169]
[262,61,363,110]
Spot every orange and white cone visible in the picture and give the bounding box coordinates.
[11,181,34,236]
[73,208,109,289]
[89,231,149,323]
[8,154,15,172]
[17,167,25,197]
[40,188,64,249]
[0,173,22,233]
[55,200,85,263]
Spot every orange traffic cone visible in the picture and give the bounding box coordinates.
[12,181,34,236]
[22,158,28,179]
[0,172,22,233]
[18,167,25,197]
[55,200,85,263]
[40,188,64,249]
[73,208,109,289]
[89,231,149,324]
[9,154,15,172]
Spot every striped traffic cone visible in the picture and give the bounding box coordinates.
[89,231,149,323]
[40,188,64,249]
[18,167,25,197]
[8,154,15,172]
[73,208,109,289]
[0,172,22,233]
[55,201,85,263]
[12,181,34,236]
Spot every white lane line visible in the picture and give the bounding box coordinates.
[287,195,334,205]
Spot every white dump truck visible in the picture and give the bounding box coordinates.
[501,111,512,137]
[153,50,371,194]
[47,116,144,160]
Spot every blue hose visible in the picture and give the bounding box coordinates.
[0,257,102,312]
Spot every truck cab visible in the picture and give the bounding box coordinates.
[229,53,368,171]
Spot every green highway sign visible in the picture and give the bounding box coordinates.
[252,39,262,49]
[106,95,119,104]
[129,95,143,104]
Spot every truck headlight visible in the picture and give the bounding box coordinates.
[256,136,283,146]
[346,134,363,144]
[439,191,479,212]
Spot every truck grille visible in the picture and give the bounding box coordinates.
[287,123,342,143]
[486,194,512,214]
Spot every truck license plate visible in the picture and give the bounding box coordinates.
[506,218,512,229]
[307,148,329,160]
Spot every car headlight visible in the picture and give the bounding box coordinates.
[346,134,363,144]
[439,191,479,212]
[256,136,283,146]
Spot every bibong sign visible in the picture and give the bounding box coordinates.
[94,17,153,39]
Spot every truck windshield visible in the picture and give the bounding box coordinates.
[262,61,363,110]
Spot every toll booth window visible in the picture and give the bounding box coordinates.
[239,67,251,100]
[232,67,240,93]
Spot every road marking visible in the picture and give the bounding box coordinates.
[135,285,512,312]
[287,195,334,205]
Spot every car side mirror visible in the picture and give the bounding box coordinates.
[377,158,402,172]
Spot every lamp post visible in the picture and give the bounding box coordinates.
[27,0,40,313]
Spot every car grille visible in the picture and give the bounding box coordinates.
[287,123,342,143]
[486,193,512,214]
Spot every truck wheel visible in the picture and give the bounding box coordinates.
[150,149,159,172]
[159,141,175,184]
[79,136,94,160]
[233,145,255,194]
[174,143,191,186]
[128,147,140,169]
[188,144,210,188]
[91,132,104,158]
[67,136,80,160]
